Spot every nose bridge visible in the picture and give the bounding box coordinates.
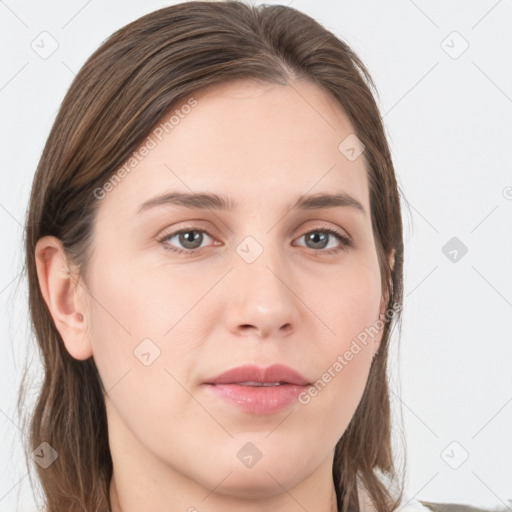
[226,228,299,336]
[234,231,289,300]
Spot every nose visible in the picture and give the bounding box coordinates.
[224,242,301,339]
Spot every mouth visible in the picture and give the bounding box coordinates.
[235,381,286,386]
[204,364,311,415]
[204,363,311,386]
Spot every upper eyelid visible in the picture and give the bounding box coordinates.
[158,221,350,237]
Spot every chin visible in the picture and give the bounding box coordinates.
[201,469,297,501]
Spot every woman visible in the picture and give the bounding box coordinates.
[20,1,473,511]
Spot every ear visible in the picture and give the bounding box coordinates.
[34,236,93,360]
[381,247,396,309]
[374,247,397,357]
[388,247,396,273]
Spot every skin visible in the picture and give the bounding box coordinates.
[35,78,390,512]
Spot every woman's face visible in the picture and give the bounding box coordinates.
[81,78,385,505]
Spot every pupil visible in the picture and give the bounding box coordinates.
[308,231,327,248]
[181,231,201,248]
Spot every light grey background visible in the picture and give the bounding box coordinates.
[1,1,511,511]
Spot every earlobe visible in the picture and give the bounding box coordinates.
[34,236,93,360]
[389,248,395,272]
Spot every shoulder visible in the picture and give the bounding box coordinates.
[378,490,508,512]
[399,493,509,512]
[418,501,511,512]
[357,481,508,512]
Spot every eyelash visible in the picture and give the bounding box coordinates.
[157,225,352,257]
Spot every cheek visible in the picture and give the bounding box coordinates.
[84,257,200,445]
[311,255,383,346]
[300,306,378,447]
[83,253,162,390]
[84,250,207,414]
[85,247,189,350]
[301,257,382,421]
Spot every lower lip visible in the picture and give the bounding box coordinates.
[206,383,308,415]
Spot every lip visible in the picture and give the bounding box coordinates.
[204,363,311,386]
[204,364,311,415]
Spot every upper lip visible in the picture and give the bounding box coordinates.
[205,364,311,385]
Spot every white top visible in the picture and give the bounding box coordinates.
[358,485,432,512]
[395,495,433,512]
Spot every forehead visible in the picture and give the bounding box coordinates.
[97,78,370,218]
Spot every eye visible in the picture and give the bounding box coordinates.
[157,225,351,256]
[158,228,217,256]
[294,226,351,254]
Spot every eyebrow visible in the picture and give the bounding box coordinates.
[137,191,366,216]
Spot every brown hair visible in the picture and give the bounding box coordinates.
[20,1,405,511]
